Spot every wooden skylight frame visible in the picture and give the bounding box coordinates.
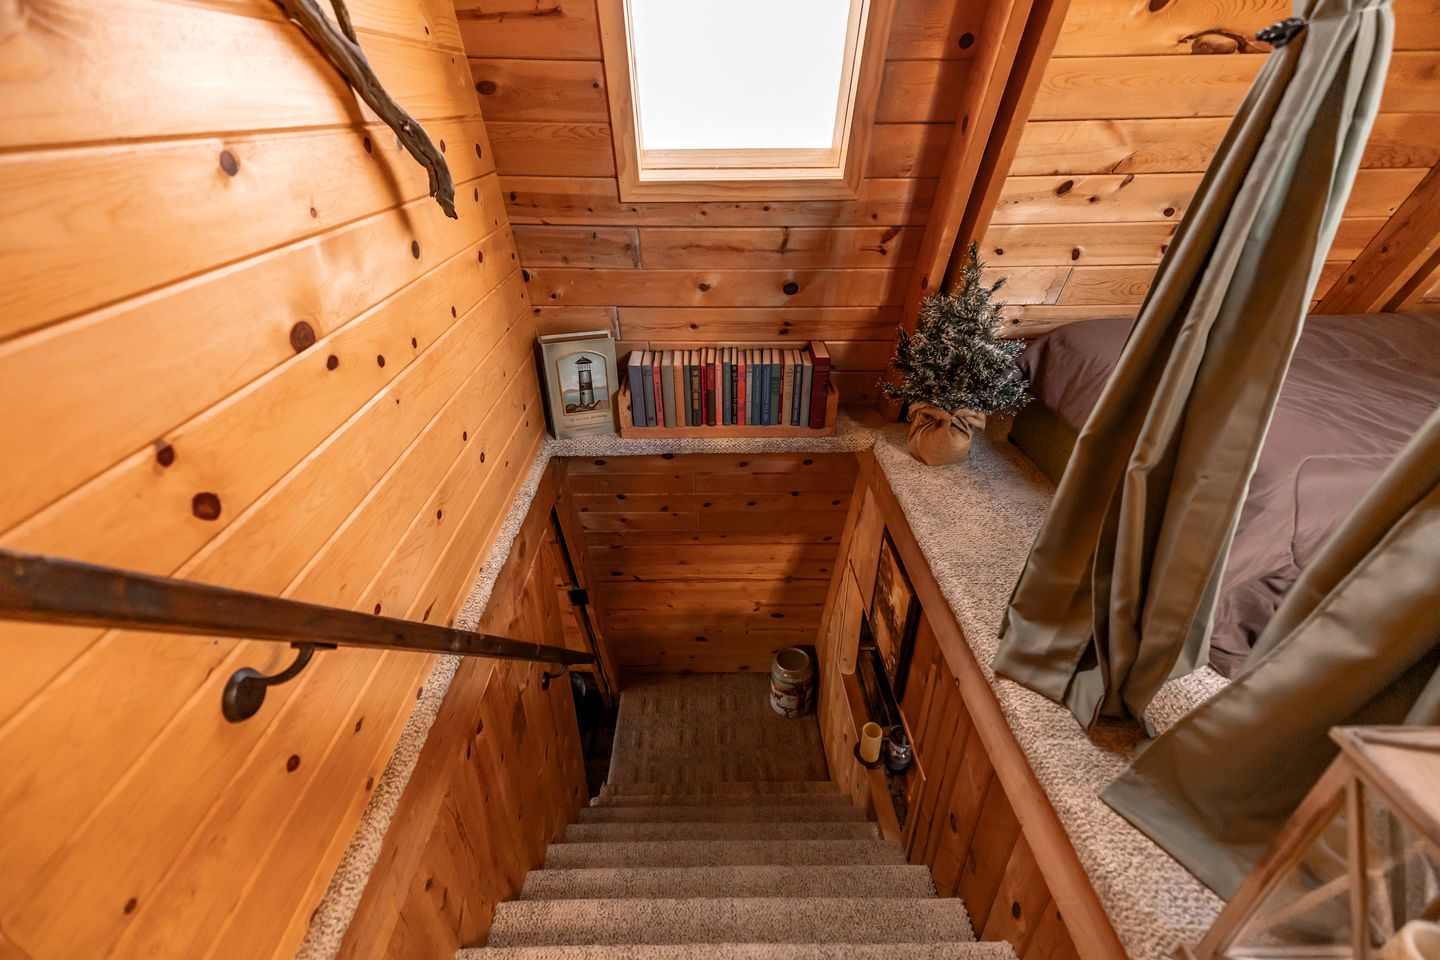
[596,0,895,202]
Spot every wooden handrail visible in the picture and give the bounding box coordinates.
[0,547,593,667]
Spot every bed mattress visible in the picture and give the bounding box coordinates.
[1016,310,1440,677]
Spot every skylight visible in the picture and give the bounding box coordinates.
[597,0,888,200]
[628,0,854,152]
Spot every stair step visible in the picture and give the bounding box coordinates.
[594,792,855,809]
[543,839,908,869]
[579,804,866,823]
[485,897,976,947]
[519,865,937,900]
[564,821,879,843]
[461,944,1017,960]
[600,781,838,799]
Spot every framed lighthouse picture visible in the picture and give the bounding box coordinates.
[536,330,619,439]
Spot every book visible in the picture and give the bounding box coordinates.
[688,350,702,427]
[781,349,796,426]
[728,348,738,425]
[641,350,657,427]
[651,350,665,427]
[799,351,813,429]
[719,349,730,426]
[768,348,781,427]
[658,350,674,427]
[705,347,717,427]
[756,349,769,425]
[627,350,645,427]
[809,341,830,429]
[535,330,617,440]
[791,349,804,426]
[737,349,747,426]
[670,350,685,428]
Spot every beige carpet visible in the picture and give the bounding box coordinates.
[607,674,829,784]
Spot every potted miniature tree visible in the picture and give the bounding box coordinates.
[884,243,1029,465]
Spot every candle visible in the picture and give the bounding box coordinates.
[860,722,883,764]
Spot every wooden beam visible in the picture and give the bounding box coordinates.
[1316,162,1440,313]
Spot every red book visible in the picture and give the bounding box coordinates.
[705,347,717,427]
[737,350,747,426]
[808,342,830,428]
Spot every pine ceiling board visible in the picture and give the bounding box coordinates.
[499,176,936,226]
[523,266,909,308]
[1010,114,1440,176]
[991,168,1424,225]
[455,0,603,60]
[486,121,617,177]
[877,60,973,123]
[1053,0,1288,57]
[1,0,476,150]
[1030,51,1440,121]
[887,0,988,60]
[1,120,495,341]
[869,123,955,179]
[615,306,902,342]
[467,57,610,122]
[513,224,640,267]
[636,226,923,270]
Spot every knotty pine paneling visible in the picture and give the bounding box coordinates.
[336,465,587,959]
[559,453,859,674]
[0,0,550,955]
[980,0,1440,328]
[462,0,997,404]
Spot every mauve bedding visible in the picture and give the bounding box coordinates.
[1016,310,1440,677]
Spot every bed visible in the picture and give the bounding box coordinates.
[1010,310,1440,678]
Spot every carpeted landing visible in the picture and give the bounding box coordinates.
[458,672,1013,960]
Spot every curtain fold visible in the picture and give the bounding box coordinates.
[1101,408,1440,897]
[993,0,1395,730]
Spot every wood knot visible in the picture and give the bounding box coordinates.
[959,32,975,48]
[289,321,317,353]
[782,281,800,295]
[154,441,176,468]
[326,354,340,370]
[1055,179,1075,196]
[218,150,240,176]
[191,492,222,521]
[411,240,421,258]
[286,755,300,772]
[475,80,498,95]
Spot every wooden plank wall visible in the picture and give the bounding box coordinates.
[813,452,1124,960]
[557,453,859,675]
[336,465,587,960]
[458,0,998,404]
[977,0,1440,334]
[0,0,550,955]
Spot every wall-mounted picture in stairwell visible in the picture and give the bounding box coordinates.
[537,330,619,440]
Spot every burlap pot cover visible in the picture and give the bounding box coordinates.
[906,405,986,466]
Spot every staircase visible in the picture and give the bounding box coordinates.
[459,674,1015,960]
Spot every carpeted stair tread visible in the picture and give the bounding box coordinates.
[563,821,879,843]
[486,897,976,946]
[579,804,867,823]
[599,781,838,799]
[460,943,1017,960]
[518,865,937,900]
[543,838,907,869]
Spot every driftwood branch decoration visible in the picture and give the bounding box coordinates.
[273,0,458,218]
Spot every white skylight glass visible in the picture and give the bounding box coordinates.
[627,0,855,151]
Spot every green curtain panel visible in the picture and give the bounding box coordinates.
[994,0,1394,730]
[1102,408,1440,897]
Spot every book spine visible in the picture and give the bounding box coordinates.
[769,349,781,427]
[799,354,813,430]
[689,352,702,427]
[781,350,795,426]
[649,352,662,427]
[791,351,803,425]
[719,350,729,426]
[658,351,672,427]
[737,351,747,426]
[705,348,717,427]
[670,351,683,428]
[729,349,738,425]
[757,351,768,425]
[809,345,830,429]
[641,351,656,427]
[627,351,645,427]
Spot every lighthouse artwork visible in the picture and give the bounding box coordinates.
[536,330,618,439]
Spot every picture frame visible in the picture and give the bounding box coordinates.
[869,529,919,701]
[536,330,619,440]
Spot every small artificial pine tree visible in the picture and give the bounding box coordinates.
[884,242,1029,415]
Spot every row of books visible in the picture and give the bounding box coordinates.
[625,344,831,429]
